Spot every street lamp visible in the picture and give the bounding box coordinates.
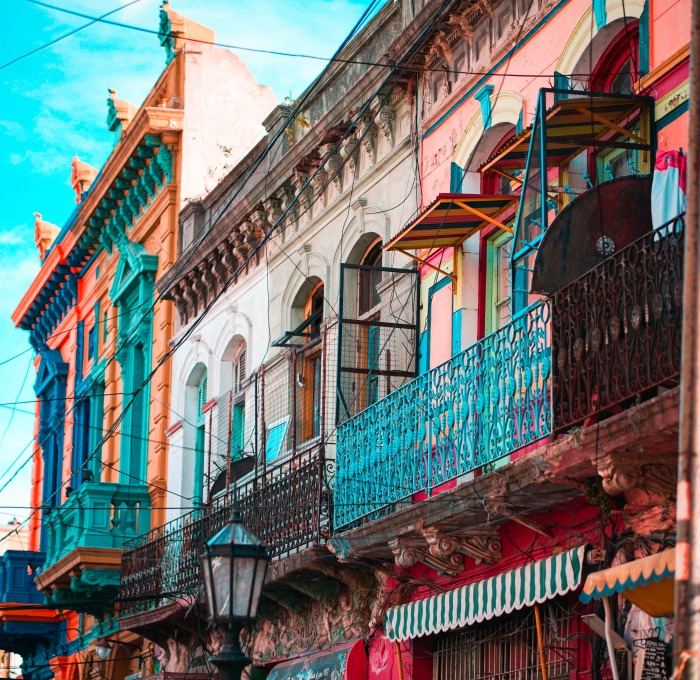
[201,509,270,680]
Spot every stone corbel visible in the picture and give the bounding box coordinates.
[249,208,270,239]
[208,254,227,296]
[422,526,502,565]
[320,143,344,193]
[172,287,188,324]
[428,31,453,65]
[358,112,379,165]
[448,13,474,45]
[263,196,283,230]
[311,168,329,209]
[190,268,208,309]
[477,0,495,18]
[375,105,396,147]
[341,135,360,180]
[293,169,313,220]
[597,458,643,496]
[230,228,251,262]
[389,538,464,576]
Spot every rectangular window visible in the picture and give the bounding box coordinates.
[366,323,380,408]
[429,278,453,368]
[232,401,245,459]
[433,604,578,680]
[486,232,513,335]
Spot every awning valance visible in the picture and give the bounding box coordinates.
[580,548,675,617]
[267,640,367,680]
[385,193,516,253]
[385,546,586,642]
[480,94,651,175]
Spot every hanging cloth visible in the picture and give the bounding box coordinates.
[651,149,687,228]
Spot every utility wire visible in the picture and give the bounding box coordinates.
[24,0,633,80]
[0,0,387,543]
[0,0,144,70]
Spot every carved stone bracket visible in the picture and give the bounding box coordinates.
[422,526,502,565]
[389,538,464,576]
[320,142,345,193]
[341,135,360,180]
[358,113,378,165]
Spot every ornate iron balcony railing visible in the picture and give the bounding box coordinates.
[334,302,552,529]
[120,444,331,617]
[43,482,151,567]
[552,215,685,431]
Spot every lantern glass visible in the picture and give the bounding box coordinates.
[200,511,270,626]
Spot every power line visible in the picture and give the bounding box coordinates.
[0,0,388,544]
[24,0,632,80]
[0,0,144,70]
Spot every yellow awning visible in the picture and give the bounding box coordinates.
[580,548,675,617]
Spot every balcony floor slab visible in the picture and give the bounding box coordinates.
[328,387,680,562]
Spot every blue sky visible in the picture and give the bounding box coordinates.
[0,0,375,520]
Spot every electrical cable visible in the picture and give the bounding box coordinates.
[0,0,144,70]
[0,0,389,542]
[24,0,642,81]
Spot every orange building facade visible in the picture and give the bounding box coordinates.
[5,4,276,679]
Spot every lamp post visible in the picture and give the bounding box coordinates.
[201,510,270,680]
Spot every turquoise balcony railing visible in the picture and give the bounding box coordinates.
[334,301,551,529]
[43,482,151,566]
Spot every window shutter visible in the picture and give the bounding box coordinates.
[216,393,231,463]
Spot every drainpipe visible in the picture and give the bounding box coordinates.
[675,0,700,671]
[602,597,621,680]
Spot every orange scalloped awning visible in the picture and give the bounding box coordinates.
[580,548,675,617]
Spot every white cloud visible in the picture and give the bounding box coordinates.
[0,226,27,246]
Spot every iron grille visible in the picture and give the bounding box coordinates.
[552,214,684,431]
[336,263,419,422]
[433,604,579,680]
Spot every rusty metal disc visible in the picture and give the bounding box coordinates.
[531,175,652,294]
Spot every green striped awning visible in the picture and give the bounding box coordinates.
[384,546,586,642]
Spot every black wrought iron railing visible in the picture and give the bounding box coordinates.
[119,445,331,616]
[552,215,685,431]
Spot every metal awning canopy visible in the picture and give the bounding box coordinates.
[481,92,652,176]
[385,546,586,642]
[384,193,517,282]
[580,548,675,617]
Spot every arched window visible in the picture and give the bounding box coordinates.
[194,370,207,505]
[304,281,324,341]
[589,22,640,94]
[299,282,324,441]
[220,336,248,463]
[358,238,383,315]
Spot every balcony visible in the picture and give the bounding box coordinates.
[334,216,685,530]
[335,302,551,529]
[552,215,684,431]
[0,551,62,672]
[120,445,330,618]
[0,550,45,604]
[37,482,151,614]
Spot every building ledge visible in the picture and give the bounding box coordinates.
[329,387,680,563]
[36,547,122,617]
